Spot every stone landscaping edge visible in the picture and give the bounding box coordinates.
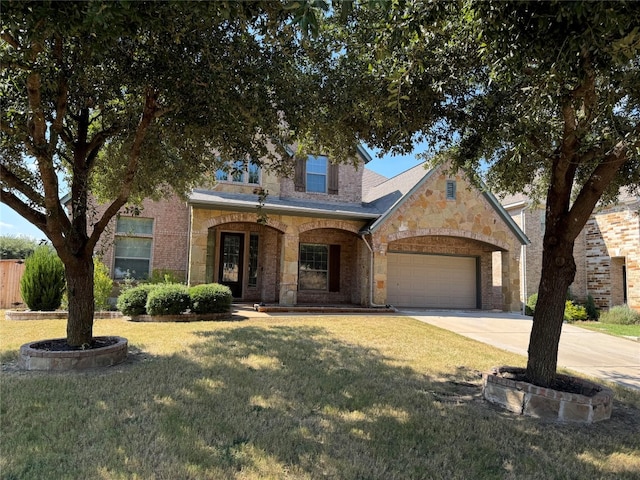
[482,366,613,423]
[127,312,234,322]
[19,336,128,371]
[6,310,123,320]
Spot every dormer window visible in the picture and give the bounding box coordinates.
[216,160,261,185]
[294,155,339,195]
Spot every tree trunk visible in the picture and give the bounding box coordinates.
[65,254,95,347]
[525,231,576,387]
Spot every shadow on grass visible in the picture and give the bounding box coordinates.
[2,324,640,479]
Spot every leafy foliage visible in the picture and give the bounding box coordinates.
[116,284,156,316]
[93,258,113,311]
[0,1,352,344]
[599,305,640,325]
[0,235,39,259]
[563,301,588,323]
[525,293,538,316]
[189,284,233,314]
[19,246,65,311]
[145,284,190,316]
[585,294,599,320]
[148,269,185,285]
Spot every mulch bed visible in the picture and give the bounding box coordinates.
[29,337,119,352]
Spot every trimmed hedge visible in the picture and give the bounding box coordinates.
[189,283,233,314]
[145,284,190,316]
[117,284,156,316]
[564,300,587,323]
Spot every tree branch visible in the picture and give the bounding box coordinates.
[0,164,46,207]
[87,89,159,250]
[0,189,48,234]
[1,31,20,49]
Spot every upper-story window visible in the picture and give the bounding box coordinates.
[216,160,261,185]
[294,154,338,195]
[306,155,328,193]
[114,217,153,280]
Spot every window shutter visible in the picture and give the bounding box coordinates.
[294,157,306,192]
[329,244,340,292]
[328,163,339,195]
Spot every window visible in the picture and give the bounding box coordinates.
[306,155,328,193]
[216,160,261,184]
[248,233,259,288]
[446,180,456,200]
[294,155,339,194]
[114,217,153,280]
[299,244,328,290]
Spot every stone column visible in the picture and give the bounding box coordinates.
[372,242,388,305]
[279,232,299,305]
[501,249,522,312]
[187,210,207,286]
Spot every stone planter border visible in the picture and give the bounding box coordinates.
[19,336,128,371]
[6,310,123,321]
[128,312,233,322]
[482,366,613,423]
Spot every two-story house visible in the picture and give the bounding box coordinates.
[96,148,529,311]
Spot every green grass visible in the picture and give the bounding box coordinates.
[2,312,640,479]
[575,321,640,339]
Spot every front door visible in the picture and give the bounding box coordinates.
[219,232,244,298]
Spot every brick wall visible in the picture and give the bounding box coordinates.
[280,161,365,204]
[95,195,190,281]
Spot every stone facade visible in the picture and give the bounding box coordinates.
[503,195,639,311]
[96,158,528,311]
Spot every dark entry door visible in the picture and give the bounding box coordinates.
[219,233,244,298]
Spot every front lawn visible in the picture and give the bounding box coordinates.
[1,312,639,479]
[575,321,640,339]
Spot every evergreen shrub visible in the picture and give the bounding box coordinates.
[585,294,599,320]
[189,283,233,314]
[145,284,190,315]
[117,284,156,315]
[93,258,114,311]
[20,245,65,311]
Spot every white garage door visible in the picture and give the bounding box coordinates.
[387,253,477,308]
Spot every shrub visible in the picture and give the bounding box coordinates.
[189,283,233,314]
[585,294,599,320]
[564,300,587,323]
[146,284,190,316]
[525,293,538,316]
[599,305,640,325]
[20,245,65,311]
[93,258,114,311]
[117,284,156,315]
[148,269,185,284]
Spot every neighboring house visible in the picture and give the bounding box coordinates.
[96,149,529,311]
[502,192,640,312]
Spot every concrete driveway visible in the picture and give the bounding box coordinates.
[401,309,640,391]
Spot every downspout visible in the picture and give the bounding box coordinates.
[186,202,193,286]
[521,209,527,315]
[360,232,391,308]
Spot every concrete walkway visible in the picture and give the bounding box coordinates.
[400,310,640,391]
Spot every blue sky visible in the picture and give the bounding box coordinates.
[0,145,426,240]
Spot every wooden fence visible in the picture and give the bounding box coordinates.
[0,259,26,309]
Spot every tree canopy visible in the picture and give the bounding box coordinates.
[0,0,353,345]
